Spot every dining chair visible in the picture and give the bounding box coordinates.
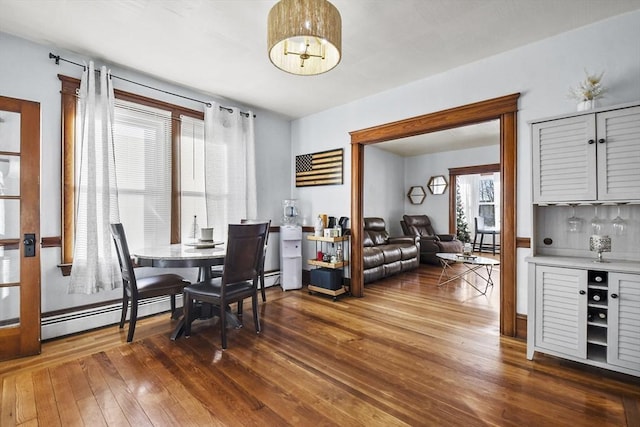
[242,219,271,302]
[183,222,269,349]
[473,216,500,255]
[110,223,190,342]
[210,219,271,302]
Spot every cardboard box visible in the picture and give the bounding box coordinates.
[310,268,343,290]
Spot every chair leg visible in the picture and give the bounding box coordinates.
[472,234,478,252]
[183,292,192,337]
[479,233,485,253]
[237,300,244,324]
[170,294,176,319]
[119,295,129,329]
[127,298,138,342]
[260,270,266,302]
[220,301,227,350]
[492,233,496,255]
[252,295,261,334]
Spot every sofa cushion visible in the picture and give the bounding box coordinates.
[438,240,464,253]
[403,215,436,237]
[363,266,384,283]
[372,231,389,245]
[397,244,419,260]
[380,245,402,264]
[401,258,419,271]
[363,247,385,269]
[383,261,402,277]
[363,231,375,247]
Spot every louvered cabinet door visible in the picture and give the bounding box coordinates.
[532,115,597,203]
[596,106,640,200]
[607,272,640,373]
[534,265,588,359]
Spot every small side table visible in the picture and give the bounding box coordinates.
[435,252,499,295]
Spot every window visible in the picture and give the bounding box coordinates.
[179,115,207,240]
[60,75,204,272]
[478,173,500,228]
[112,100,173,249]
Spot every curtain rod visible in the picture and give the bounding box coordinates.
[49,53,255,118]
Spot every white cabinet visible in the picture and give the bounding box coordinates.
[532,104,640,203]
[607,272,640,372]
[527,261,640,377]
[530,265,587,359]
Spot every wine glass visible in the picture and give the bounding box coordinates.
[567,205,583,233]
[612,204,627,236]
[590,205,604,235]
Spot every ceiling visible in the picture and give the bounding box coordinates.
[373,120,500,157]
[2,0,640,123]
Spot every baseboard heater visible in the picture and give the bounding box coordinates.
[41,272,282,341]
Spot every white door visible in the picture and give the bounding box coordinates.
[535,265,587,359]
[596,106,640,201]
[607,272,640,372]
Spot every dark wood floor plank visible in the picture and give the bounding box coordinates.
[157,331,292,426]
[31,369,61,427]
[14,373,36,425]
[49,363,84,426]
[64,361,108,427]
[90,351,153,427]
[1,266,639,426]
[107,343,183,426]
[80,353,131,426]
[130,338,223,426]
[204,335,400,426]
[1,375,16,427]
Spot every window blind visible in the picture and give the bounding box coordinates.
[112,99,172,250]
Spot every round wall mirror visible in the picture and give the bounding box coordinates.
[427,175,448,195]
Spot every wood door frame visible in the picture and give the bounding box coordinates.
[0,95,41,360]
[350,93,519,336]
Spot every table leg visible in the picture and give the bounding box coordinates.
[171,263,241,341]
[437,258,458,286]
[437,260,495,295]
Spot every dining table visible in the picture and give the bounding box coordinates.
[131,242,234,340]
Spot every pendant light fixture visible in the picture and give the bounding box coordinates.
[268,0,342,76]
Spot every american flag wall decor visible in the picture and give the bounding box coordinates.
[295,148,343,187]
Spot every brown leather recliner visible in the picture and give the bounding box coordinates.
[363,217,419,284]
[401,215,464,265]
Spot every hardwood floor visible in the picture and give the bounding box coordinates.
[1,264,639,426]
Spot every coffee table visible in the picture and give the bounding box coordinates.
[435,252,499,295]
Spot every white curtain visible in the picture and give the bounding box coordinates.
[459,174,480,236]
[203,103,257,241]
[68,62,121,294]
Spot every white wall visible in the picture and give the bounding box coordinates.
[291,10,640,314]
[0,32,291,318]
[363,145,405,236]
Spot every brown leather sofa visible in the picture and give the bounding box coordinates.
[401,214,464,265]
[363,217,420,284]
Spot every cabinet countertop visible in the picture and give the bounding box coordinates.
[526,255,640,274]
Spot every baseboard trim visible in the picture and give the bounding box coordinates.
[41,295,172,340]
[516,314,527,340]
